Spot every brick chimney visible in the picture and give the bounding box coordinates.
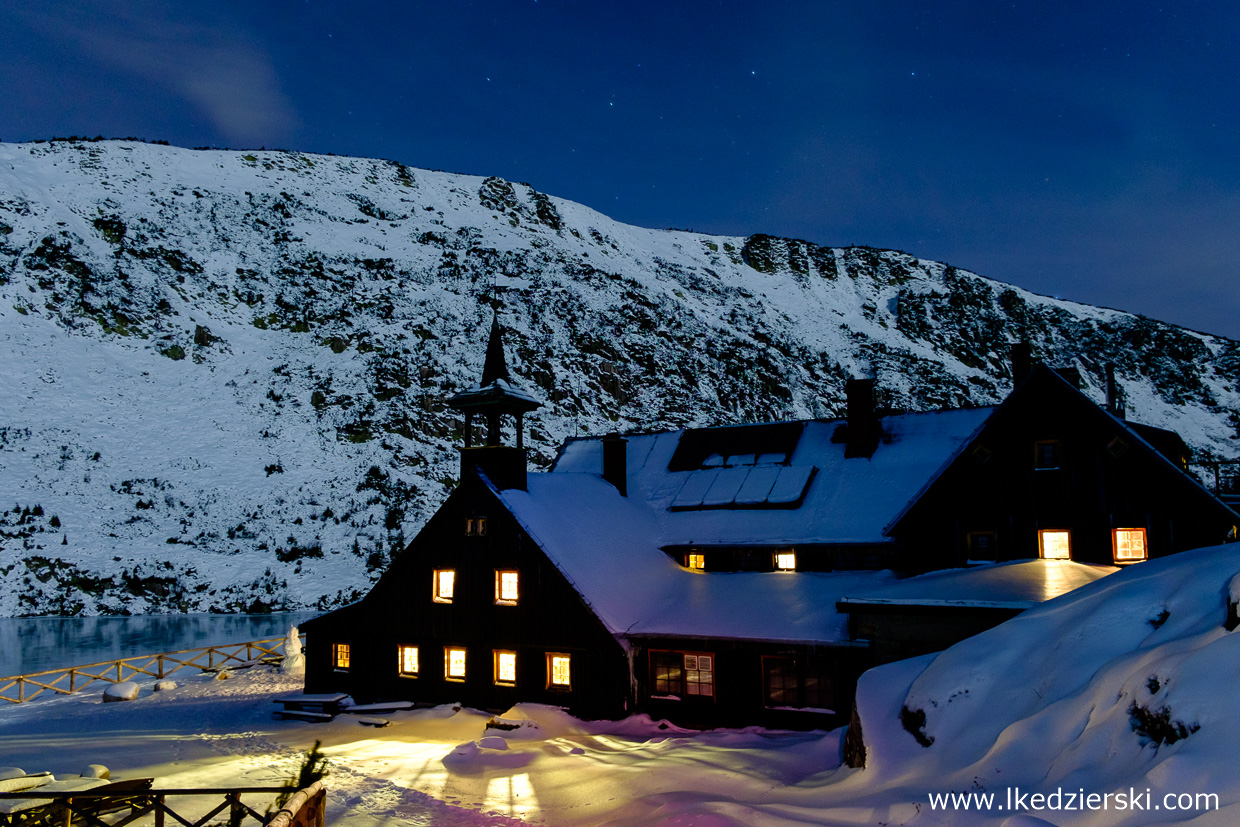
[844,378,880,459]
[602,432,628,496]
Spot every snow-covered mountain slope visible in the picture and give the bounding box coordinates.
[1,138,1237,615]
[834,545,1240,825]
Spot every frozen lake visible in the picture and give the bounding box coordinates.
[0,611,321,677]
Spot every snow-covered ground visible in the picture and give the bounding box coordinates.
[6,544,1240,826]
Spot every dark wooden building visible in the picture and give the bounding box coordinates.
[303,327,1238,729]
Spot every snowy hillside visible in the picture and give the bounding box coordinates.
[1,138,1237,615]
[832,544,1240,824]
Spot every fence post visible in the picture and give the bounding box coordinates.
[18,677,24,703]
[61,796,73,827]
[154,794,165,827]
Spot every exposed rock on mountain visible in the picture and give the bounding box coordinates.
[1,139,1236,615]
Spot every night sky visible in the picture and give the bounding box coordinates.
[3,1,1237,339]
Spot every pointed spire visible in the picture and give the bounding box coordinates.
[480,311,510,387]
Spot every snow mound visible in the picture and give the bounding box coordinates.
[851,543,1240,820]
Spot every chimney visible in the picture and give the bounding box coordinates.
[1105,363,1125,419]
[602,432,628,496]
[1010,342,1033,386]
[844,378,879,459]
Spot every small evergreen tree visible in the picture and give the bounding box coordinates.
[273,740,329,810]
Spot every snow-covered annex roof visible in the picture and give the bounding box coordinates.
[487,408,996,645]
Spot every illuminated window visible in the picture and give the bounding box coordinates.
[466,517,488,536]
[775,551,796,571]
[1113,528,1148,563]
[966,531,998,562]
[494,650,517,685]
[1039,529,1071,559]
[445,646,467,681]
[687,553,705,570]
[398,645,418,677]
[651,651,714,699]
[547,653,571,689]
[433,569,455,603]
[332,643,350,670]
[1034,440,1061,469]
[495,570,519,605]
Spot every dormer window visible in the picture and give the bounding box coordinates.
[1113,528,1147,563]
[775,551,796,571]
[433,569,455,603]
[495,570,519,605]
[687,553,705,570]
[1039,529,1071,560]
[1034,440,1061,470]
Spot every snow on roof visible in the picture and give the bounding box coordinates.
[553,408,994,546]
[489,472,896,644]
[837,559,1119,610]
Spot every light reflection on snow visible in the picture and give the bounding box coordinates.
[482,772,537,818]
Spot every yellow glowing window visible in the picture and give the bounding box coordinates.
[495,570,519,605]
[398,645,418,676]
[548,654,571,689]
[465,517,488,536]
[1039,529,1071,559]
[1113,528,1148,563]
[445,646,467,680]
[332,643,350,670]
[433,569,455,603]
[687,553,705,570]
[775,551,796,571]
[494,650,517,685]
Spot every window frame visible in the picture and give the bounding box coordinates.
[493,649,517,686]
[444,646,467,682]
[1038,528,1072,560]
[433,569,455,603]
[547,653,572,690]
[774,550,796,571]
[761,655,834,711]
[686,553,705,570]
[966,530,999,563]
[495,569,520,606]
[1113,527,1148,564]
[1033,439,1062,470]
[465,517,488,536]
[332,642,350,672]
[650,649,715,701]
[397,644,419,678]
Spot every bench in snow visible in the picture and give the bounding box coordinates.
[340,702,413,715]
[272,693,352,719]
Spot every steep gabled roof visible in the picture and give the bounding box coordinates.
[883,364,1240,535]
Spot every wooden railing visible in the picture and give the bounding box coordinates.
[0,638,298,705]
[0,781,325,827]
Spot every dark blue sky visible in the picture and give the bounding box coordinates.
[3,1,1237,338]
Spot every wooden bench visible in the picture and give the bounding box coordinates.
[272,693,351,721]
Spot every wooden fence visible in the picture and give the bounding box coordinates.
[0,638,297,705]
[0,781,325,827]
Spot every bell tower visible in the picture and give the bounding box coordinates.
[448,313,542,490]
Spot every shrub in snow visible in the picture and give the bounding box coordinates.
[899,706,934,747]
[81,765,109,779]
[1128,701,1199,746]
[154,680,177,691]
[103,681,139,702]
